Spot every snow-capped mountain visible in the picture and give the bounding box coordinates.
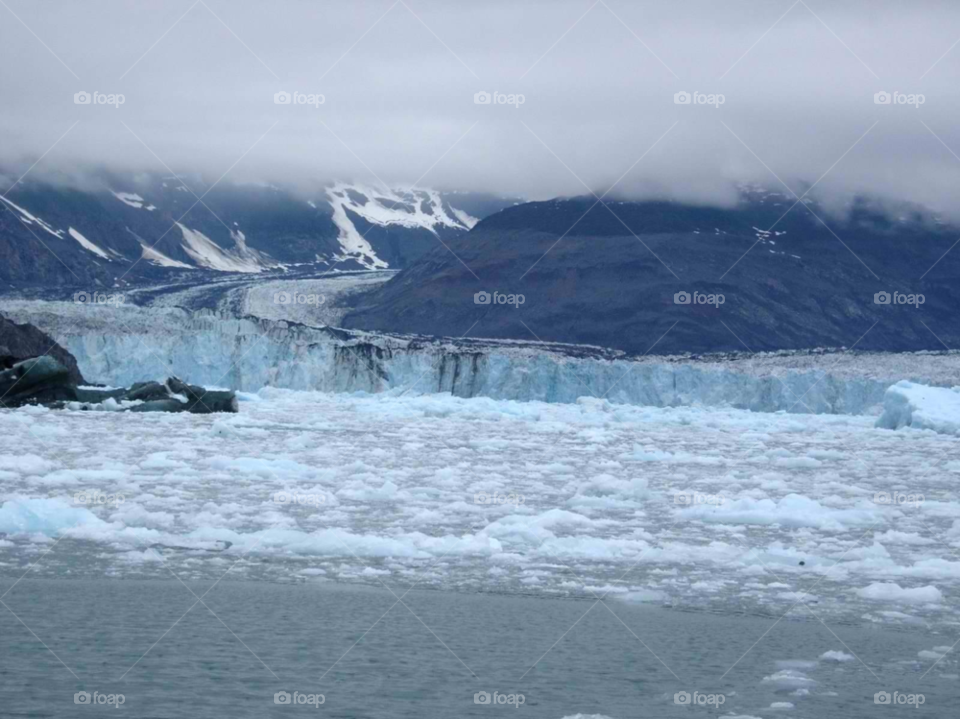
[0,171,513,290]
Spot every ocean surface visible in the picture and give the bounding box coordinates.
[0,578,955,718]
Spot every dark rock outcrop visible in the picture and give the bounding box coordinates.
[0,356,79,407]
[0,313,85,384]
[76,377,239,414]
[0,355,237,413]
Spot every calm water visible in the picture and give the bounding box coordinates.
[0,579,955,718]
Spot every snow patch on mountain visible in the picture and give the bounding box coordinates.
[67,228,111,260]
[451,206,480,229]
[111,191,153,210]
[176,223,267,273]
[112,192,155,210]
[138,241,193,269]
[0,195,64,239]
[323,183,476,269]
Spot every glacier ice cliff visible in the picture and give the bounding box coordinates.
[2,301,959,415]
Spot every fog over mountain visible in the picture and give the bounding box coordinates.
[2,0,960,218]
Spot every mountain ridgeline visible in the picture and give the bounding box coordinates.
[0,171,511,291]
[342,190,960,354]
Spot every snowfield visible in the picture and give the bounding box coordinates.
[3,388,959,630]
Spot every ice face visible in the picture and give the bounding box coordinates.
[4,301,959,414]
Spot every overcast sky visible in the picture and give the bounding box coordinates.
[2,0,959,216]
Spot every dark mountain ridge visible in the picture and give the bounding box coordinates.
[341,190,960,354]
[0,170,512,291]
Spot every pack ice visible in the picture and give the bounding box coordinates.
[2,386,958,631]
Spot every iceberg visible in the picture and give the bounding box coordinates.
[875,380,960,435]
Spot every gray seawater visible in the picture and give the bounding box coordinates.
[0,579,955,718]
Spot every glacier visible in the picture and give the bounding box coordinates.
[2,300,960,414]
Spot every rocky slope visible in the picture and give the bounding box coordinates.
[0,170,512,290]
[342,189,960,354]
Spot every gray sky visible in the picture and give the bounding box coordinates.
[2,0,959,216]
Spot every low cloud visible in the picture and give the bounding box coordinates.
[2,0,959,217]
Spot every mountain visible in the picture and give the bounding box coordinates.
[341,188,960,354]
[0,171,514,291]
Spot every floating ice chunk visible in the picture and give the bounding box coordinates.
[856,582,943,604]
[118,549,163,563]
[874,530,936,546]
[0,497,107,535]
[202,456,317,477]
[681,494,879,530]
[618,589,667,603]
[775,660,818,670]
[774,456,821,469]
[820,650,855,662]
[876,381,960,436]
[761,670,816,692]
[0,454,55,476]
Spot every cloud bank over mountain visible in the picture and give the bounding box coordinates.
[2,0,960,217]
